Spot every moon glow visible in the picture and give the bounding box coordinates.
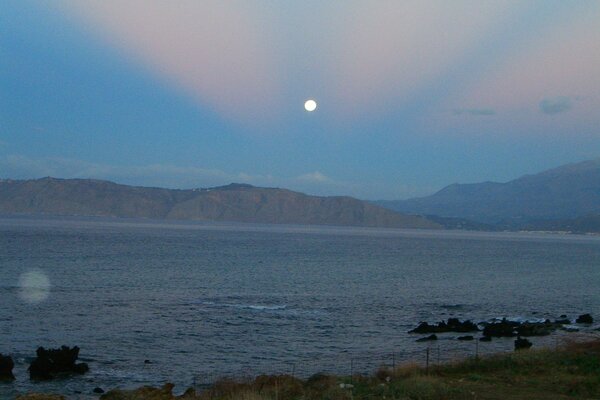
[304,99,317,112]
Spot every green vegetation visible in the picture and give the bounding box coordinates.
[18,339,600,400]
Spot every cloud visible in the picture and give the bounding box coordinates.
[296,171,332,184]
[539,97,572,115]
[0,155,348,195]
[452,108,495,116]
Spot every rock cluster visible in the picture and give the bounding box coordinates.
[29,346,89,380]
[409,318,479,334]
[410,313,595,346]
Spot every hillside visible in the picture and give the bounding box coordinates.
[378,159,600,224]
[0,178,440,229]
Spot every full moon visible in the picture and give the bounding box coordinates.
[304,99,317,112]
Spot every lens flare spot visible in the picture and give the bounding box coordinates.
[18,269,51,304]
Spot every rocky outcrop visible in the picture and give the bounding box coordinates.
[28,346,89,380]
[0,353,15,381]
[576,314,593,324]
[416,334,438,342]
[514,337,532,350]
[482,319,563,338]
[409,318,479,334]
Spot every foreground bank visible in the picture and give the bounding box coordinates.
[15,338,600,400]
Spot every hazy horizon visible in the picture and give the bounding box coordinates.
[2,1,599,200]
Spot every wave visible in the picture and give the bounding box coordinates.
[194,300,287,312]
[490,316,548,324]
[191,299,328,318]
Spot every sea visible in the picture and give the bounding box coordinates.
[1,215,600,398]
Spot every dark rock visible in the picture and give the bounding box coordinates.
[28,346,89,380]
[409,318,479,334]
[479,336,492,342]
[457,335,474,341]
[576,314,593,324]
[555,317,571,324]
[416,334,438,342]
[482,318,518,337]
[0,353,15,381]
[514,336,532,350]
[410,322,438,334]
[144,359,151,364]
[93,387,104,394]
[515,322,556,337]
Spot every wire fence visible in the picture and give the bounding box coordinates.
[190,331,600,390]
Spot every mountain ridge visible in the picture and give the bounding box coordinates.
[0,177,441,229]
[377,159,600,224]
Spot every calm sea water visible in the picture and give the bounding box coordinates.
[1,216,600,398]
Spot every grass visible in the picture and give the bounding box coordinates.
[17,337,600,400]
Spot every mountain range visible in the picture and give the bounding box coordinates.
[2,158,599,233]
[377,159,600,227]
[0,177,440,229]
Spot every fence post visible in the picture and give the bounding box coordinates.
[426,347,430,374]
[392,353,395,371]
[350,358,354,383]
[291,364,295,378]
[437,345,441,365]
[475,339,479,360]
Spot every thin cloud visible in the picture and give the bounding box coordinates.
[453,108,496,116]
[296,171,332,184]
[539,97,572,115]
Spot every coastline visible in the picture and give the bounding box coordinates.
[13,337,600,400]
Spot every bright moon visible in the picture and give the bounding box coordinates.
[304,99,317,112]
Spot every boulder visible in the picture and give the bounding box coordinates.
[457,335,474,341]
[0,353,15,381]
[479,336,492,342]
[514,336,532,350]
[416,334,438,342]
[28,346,89,380]
[576,314,593,324]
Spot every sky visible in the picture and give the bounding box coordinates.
[1,0,599,200]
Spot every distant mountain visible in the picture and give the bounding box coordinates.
[378,159,600,224]
[0,177,441,229]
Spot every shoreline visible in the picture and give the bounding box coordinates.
[13,336,600,400]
